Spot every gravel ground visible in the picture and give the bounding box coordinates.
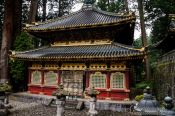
[6,100,131,116]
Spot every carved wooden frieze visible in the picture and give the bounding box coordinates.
[110,64,126,71]
[61,63,86,70]
[89,63,107,70]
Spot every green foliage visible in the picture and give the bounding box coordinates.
[0,82,11,92]
[22,0,30,23]
[145,0,175,47]
[97,0,108,11]
[135,94,144,101]
[10,32,34,91]
[13,32,34,51]
[145,0,175,20]
[47,0,75,19]
[151,16,169,44]
[135,81,153,89]
[133,38,142,48]
[97,0,124,13]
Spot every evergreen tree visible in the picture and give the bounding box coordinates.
[145,0,175,45]
[22,0,30,23]
[28,0,38,23]
[47,0,75,18]
[10,32,34,91]
[97,0,124,13]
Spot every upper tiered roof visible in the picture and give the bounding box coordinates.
[24,7,135,32]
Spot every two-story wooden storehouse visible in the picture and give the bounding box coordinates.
[10,3,145,100]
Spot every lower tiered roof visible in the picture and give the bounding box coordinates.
[10,42,145,61]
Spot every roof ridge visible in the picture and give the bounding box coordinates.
[93,7,134,17]
[27,7,134,27]
[11,43,145,60]
[112,42,144,52]
[14,46,49,54]
[161,49,175,58]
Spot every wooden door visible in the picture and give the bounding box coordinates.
[61,71,83,96]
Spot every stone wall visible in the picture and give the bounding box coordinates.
[152,50,175,101]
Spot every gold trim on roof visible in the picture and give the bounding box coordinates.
[14,56,145,62]
[44,64,59,70]
[32,64,42,67]
[113,43,146,52]
[51,39,112,46]
[89,63,107,70]
[169,14,175,18]
[110,64,126,71]
[61,63,86,70]
[24,18,135,31]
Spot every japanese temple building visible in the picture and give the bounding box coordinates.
[10,3,146,100]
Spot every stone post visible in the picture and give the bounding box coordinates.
[85,87,100,116]
[52,84,67,116]
[56,98,65,116]
[88,96,98,116]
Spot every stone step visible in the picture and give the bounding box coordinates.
[9,92,135,111]
[65,100,78,109]
[10,93,84,110]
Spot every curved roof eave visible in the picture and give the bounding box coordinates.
[23,7,136,32]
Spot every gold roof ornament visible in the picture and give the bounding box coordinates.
[24,23,35,28]
[139,47,145,52]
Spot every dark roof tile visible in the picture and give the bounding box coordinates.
[11,43,145,60]
[25,7,135,31]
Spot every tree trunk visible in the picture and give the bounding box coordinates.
[124,0,129,12]
[0,0,14,83]
[58,0,62,17]
[42,0,47,21]
[137,0,150,80]
[12,0,22,47]
[28,0,38,24]
[137,0,147,47]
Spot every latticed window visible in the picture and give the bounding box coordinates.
[110,72,125,89]
[44,71,57,85]
[90,72,106,89]
[31,71,42,84]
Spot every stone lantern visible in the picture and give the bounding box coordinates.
[134,86,159,115]
[85,87,100,116]
[160,96,175,115]
[52,84,67,116]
